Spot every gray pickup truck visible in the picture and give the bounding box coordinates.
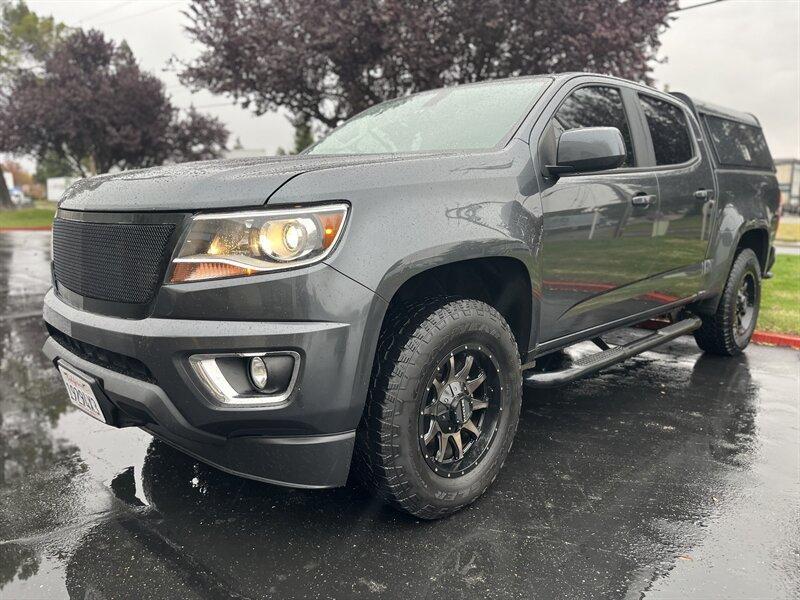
[43,73,780,519]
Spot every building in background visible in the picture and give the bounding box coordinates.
[223,148,268,160]
[775,159,800,214]
[47,176,81,202]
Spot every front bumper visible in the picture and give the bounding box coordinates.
[44,335,353,487]
[42,263,386,488]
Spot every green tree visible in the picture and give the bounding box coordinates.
[292,121,314,153]
[0,0,65,208]
[0,0,64,72]
[34,150,76,184]
[277,120,315,155]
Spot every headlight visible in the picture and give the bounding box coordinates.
[168,203,348,283]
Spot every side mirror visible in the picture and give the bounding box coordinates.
[548,127,626,175]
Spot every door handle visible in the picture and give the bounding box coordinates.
[631,194,656,208]
[694,189,713,200]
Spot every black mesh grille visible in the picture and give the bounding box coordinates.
[52,218,175,304]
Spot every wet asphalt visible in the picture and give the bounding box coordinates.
[1,230,799,600]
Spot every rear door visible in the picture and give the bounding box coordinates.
[637,93,717,302]
[538,84,660,342]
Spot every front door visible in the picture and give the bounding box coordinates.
[637,93,716,303]
[538,85,660,342]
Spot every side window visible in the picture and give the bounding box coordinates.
[554,86,635,168]
[638,94,694,165]
[703,115,773,169]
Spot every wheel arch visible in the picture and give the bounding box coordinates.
[735,226,770,273]
[694,221,770,316]
[375,255,536,361]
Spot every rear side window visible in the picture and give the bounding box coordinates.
[638,94,694,165]
[704,115,773,169]
[554,86,635,167]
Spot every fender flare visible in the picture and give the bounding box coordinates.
[695,217,770,315]
[372,239,537,304]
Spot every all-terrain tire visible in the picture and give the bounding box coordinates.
[694,248,761,356]
[354,298,522,519]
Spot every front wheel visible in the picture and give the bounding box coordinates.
[355,298,522,519]
[694,248,761,356]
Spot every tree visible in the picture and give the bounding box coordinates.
[1,160,33,187]
[0,0,64,72]
[180,0,676,131]
[292,121,315,153]
[0,0,65,208]
[33,150,76,184]
[0,28,230,177]
[166,107,230,164]
[277,120,315,155]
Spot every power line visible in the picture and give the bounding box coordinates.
[95,1,181,27]
[79,1,134,24]
[673,0,727,13]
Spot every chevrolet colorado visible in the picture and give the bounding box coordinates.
[43,73,780,519]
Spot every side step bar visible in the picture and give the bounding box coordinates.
[523,317,702,388]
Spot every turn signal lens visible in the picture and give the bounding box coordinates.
[169,262,253,283]
[168,204,348,283]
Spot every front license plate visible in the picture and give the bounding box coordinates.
[58,363,106,423]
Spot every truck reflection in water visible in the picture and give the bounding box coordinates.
[61,350,758,600]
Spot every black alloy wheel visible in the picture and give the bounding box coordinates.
[418,345,503,478]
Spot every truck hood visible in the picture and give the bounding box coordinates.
[58,154,426,212]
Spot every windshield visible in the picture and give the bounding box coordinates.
[307,78,551,155]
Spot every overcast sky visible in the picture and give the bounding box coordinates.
[17,0,800,161]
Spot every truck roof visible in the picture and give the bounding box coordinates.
[670,92,761,128]
[444,72,764,130]
[542,73,762,129]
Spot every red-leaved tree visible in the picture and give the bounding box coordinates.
[0,28,229,177]
[180,0,676,130]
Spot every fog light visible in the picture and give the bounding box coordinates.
[188,351,299,406]
[248,357,269,389]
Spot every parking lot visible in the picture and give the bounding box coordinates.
[1,230,798,599]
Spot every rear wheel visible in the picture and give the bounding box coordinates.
[355,298,522,519]
[694,248,761,356]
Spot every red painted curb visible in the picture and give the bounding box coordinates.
[638,319,800,349]
[0,226,52,232]
[751,331,800,349]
